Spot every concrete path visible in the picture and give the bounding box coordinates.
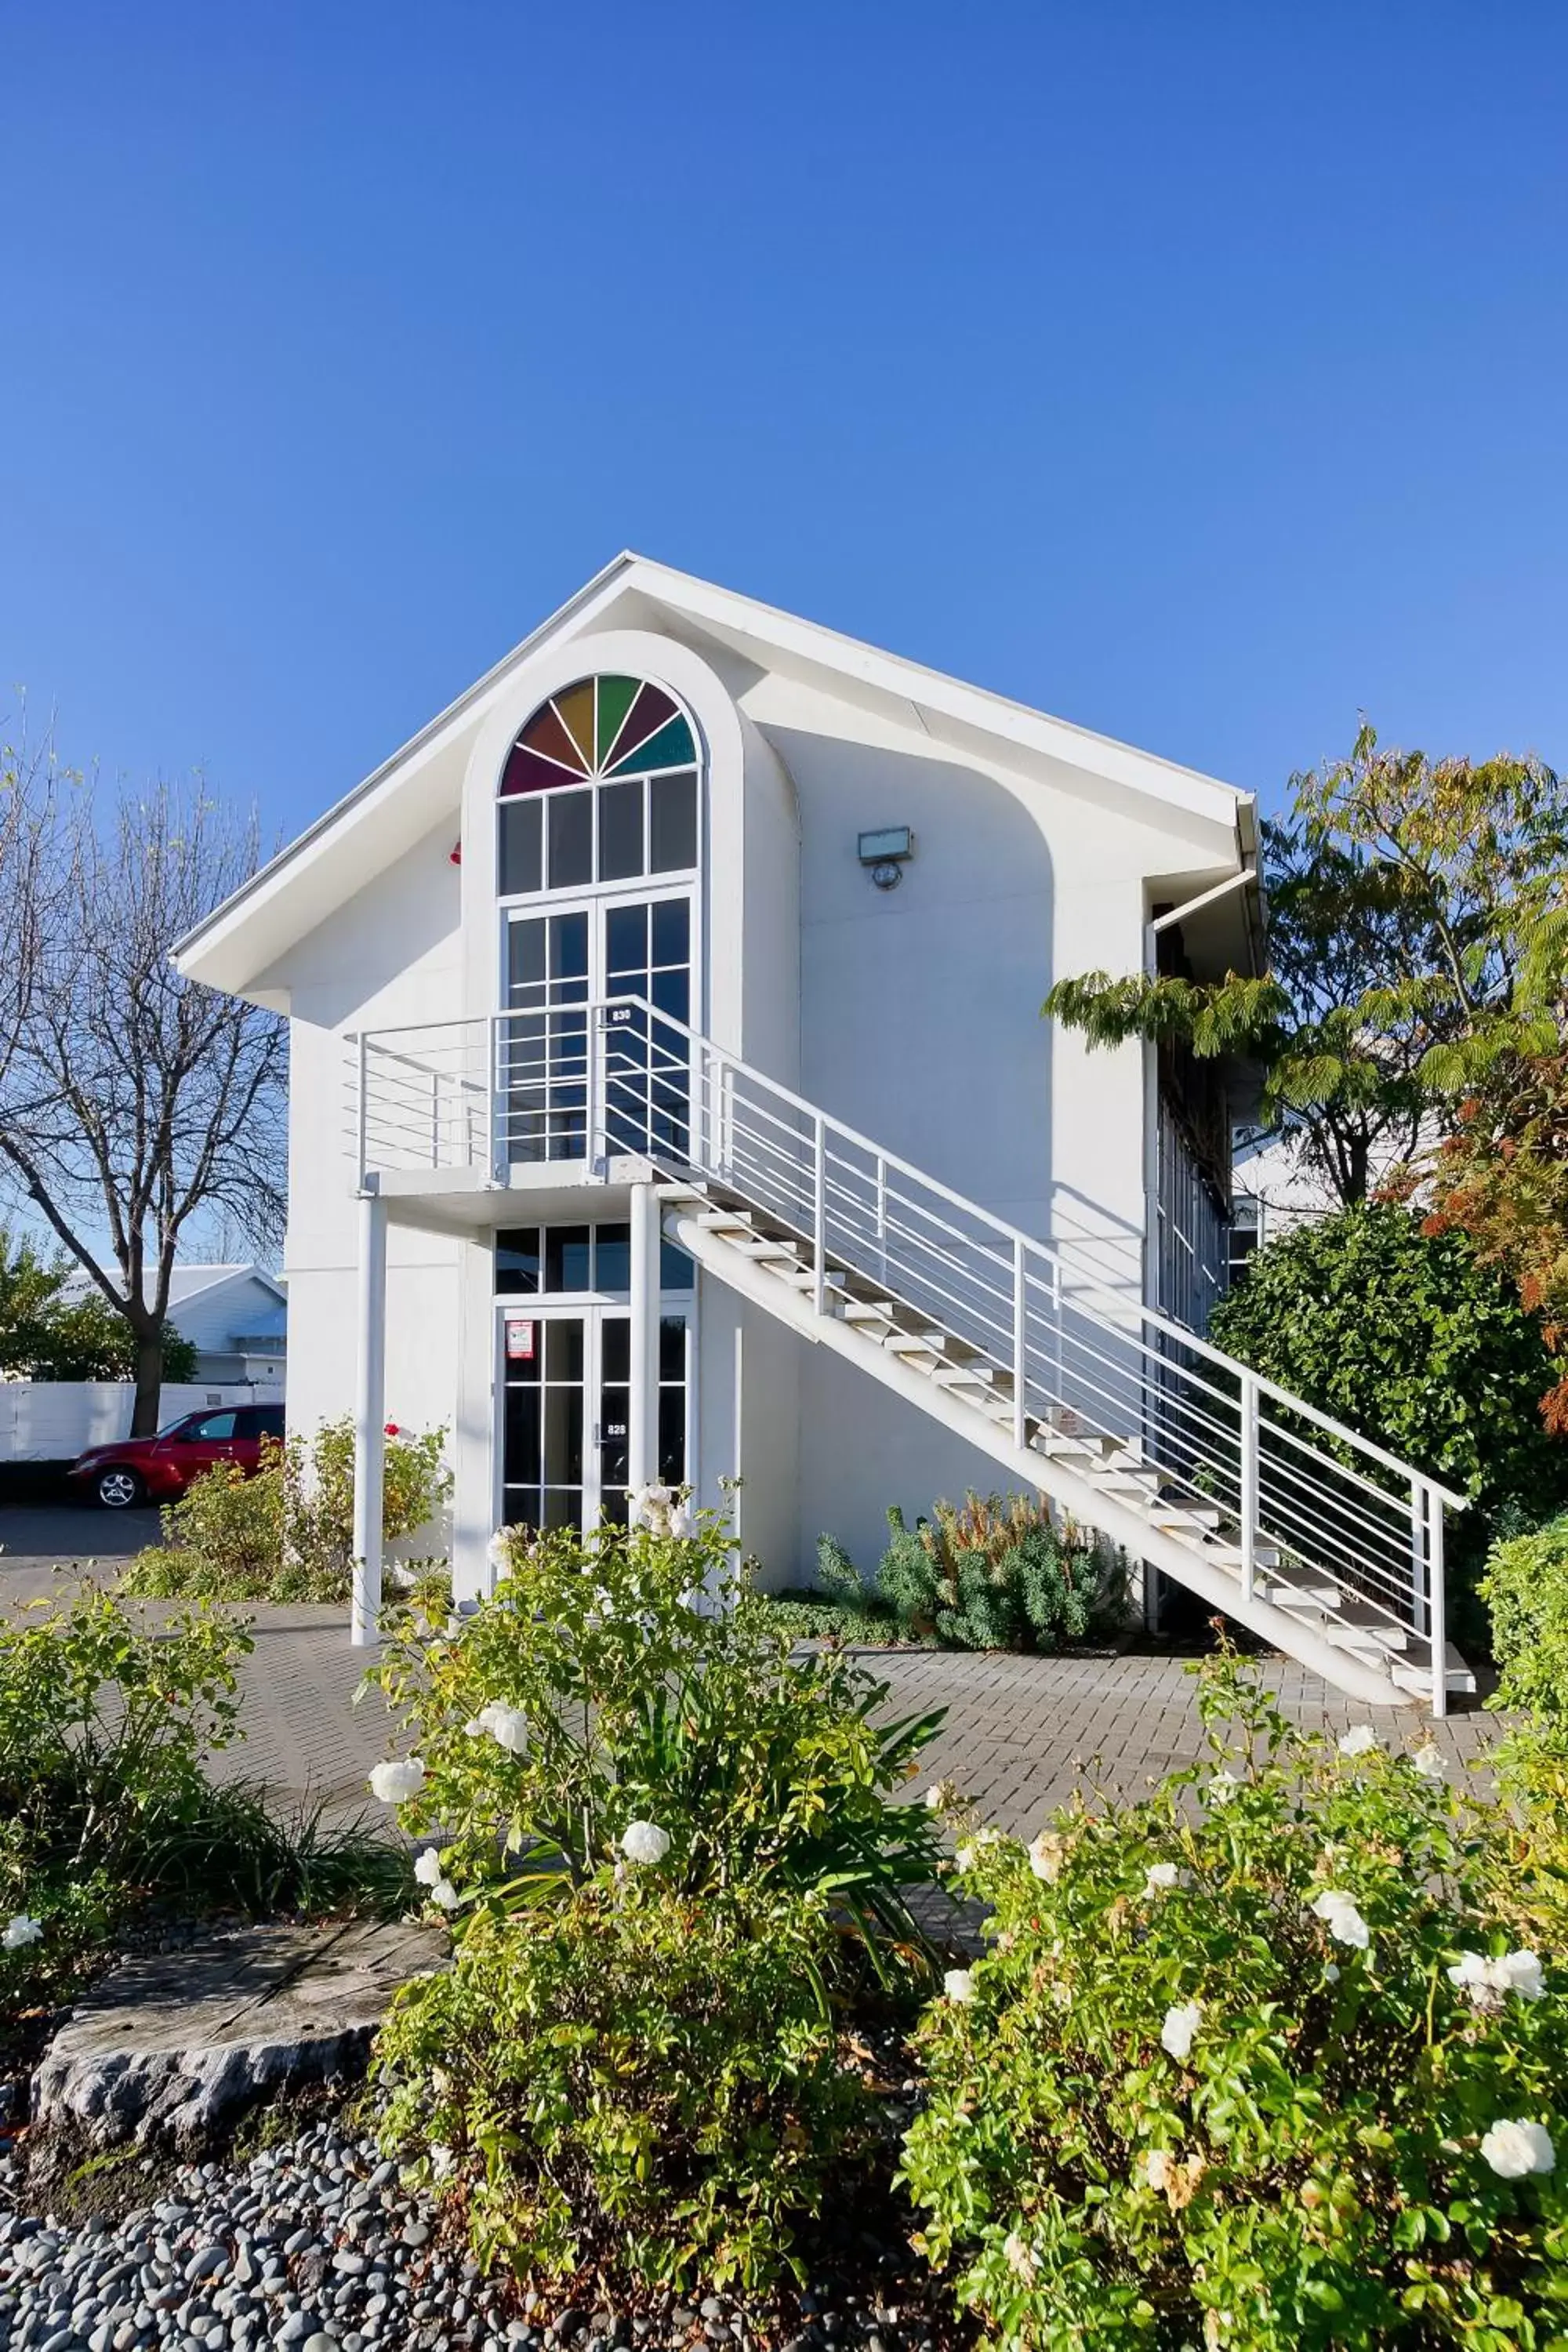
[1,1501,1501,1831]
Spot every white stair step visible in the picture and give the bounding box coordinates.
[933,1366,998,1391]
[1149,1504,1224,1534]
[1390,1642,1476,1697]
[1260,1576,1345,1613]
[1200,1541,1283,1573]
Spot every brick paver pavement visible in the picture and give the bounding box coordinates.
[0,1514,1499,1826]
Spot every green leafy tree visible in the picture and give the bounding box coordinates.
[1044,726,1568,1206]
[1207,1207,1568,1584]
[0,1226,196,1380]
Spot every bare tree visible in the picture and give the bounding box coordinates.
[0,764,285,1434]
[0,713,63,1097]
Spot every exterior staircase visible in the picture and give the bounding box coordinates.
[350,995,1471,1715]
[604,1005,1470,1717]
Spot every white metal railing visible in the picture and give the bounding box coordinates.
[349,1001,1463,1712]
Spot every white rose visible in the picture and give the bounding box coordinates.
[619,1820,671,1867]
[1160,2001,1202,2061]
[924,1785,946,1812]
[1450,1948,1544,2005]
[427,1877,459,1913]
[412,1846,448,1888]
[1338,1725,1380,1759]
[1309,1889,1370,1950]
[1480,2119,1555,2179]
[486,1704,528,1755]
[1497,1948,1546,2002]
[630,1483,675,1534]
[368,1758,426,1804]
[956,1842,978,1872]
[1205,1769,1242,1807]
[2,1915,42,1951]
[1002,2230,1036,2280]
[943,1969,975,2003]
[1028,1831,1065,1882]
[486,1529,513,1573]
[1410,1741,1446,1780]
[1142,1861,1182,1898]
[668,1500,697,1540]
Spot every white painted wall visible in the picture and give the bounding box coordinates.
[253,612,1248,1595]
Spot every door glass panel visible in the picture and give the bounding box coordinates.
[657,1314,688,1486]
[601,896,692,1162]
[506,912,590,1163]
[598,1312,630,1526]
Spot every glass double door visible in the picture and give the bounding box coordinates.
[500,1304,690,1534]
[503,889,692,1164]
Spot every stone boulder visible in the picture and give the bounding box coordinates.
[32,1918,446,2151]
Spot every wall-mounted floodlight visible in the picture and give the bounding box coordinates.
[858,826,914,891]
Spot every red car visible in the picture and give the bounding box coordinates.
[69,1403,286,1510]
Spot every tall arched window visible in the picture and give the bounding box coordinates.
[497,675,700,896]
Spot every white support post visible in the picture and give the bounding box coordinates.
[1012,1237,1027,1450]
[629,1178,660,1497]
[812,1113,827,1315]
[1239,1372,1259,1603]
[351,1188,388,1648]
[1427,1485,1448,1720]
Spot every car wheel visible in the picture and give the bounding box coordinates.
[96,1467,145,1509]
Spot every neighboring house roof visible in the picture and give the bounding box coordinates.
[61,1261,288,1345]
[172,553,1261,1004]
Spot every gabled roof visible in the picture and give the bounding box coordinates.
[61,1261,287,1310]
[175,554,1258,1000]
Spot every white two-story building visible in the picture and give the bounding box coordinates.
[175,556,1463,1711]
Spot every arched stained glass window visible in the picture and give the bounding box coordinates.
[498,676,699,895]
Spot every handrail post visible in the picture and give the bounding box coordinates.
[1428,1484,1448,1719]
[813,1112,827,1314]
[1410,1476,1425,1639]
[1239,1371,1259,1603]
[1012,1236,1027,1450]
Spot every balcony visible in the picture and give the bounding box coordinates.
[346,1003,694,1201]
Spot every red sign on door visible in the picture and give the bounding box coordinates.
[505,1319,535,1361]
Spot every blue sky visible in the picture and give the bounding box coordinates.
[3,2,1566,840]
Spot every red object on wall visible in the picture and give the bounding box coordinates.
[448,840,462,865]
[505,1319,535,1361]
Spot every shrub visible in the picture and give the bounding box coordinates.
[122,1417,452,1602]
[367,1501,946,1972]
[377,1878,873,2295]
[876,1490,1116,1650]
[1481,1511,1568,1720]
[0,1590,408,2039]
[899,1654,1568,2350]
[1210,1206,1568,1574]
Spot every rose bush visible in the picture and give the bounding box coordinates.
[365,1494,946,1967]
[898,1657,1568,2350]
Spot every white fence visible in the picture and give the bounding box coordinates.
[0,1381,285,1463]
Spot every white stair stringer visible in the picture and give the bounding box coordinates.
[659,1184,1468,1714]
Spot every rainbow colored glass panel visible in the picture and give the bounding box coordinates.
[499,677,697,796]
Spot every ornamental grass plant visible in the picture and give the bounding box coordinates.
[898,1654,1568,2351]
